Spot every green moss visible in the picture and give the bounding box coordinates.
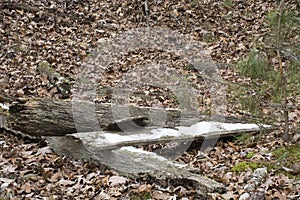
[246,152,255,159]
[131,192,152,200]
[231,161,263,173]
[231,144,300,177]
[260,144,300,178]
[202,31,215,43]
[190,0,200,7]
[222,0,234,7]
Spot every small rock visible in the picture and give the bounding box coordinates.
[252,167,267,183]
[109,176,128,186]
[291,162,300,174]
[293,134,300,142]
[16,89,24,97]
[37,146,53,155]
[249,191,265,200]
[96,191,110,200]
[239,192,250,200]
[221,191,237,200]
[0,182,9,192]
[244,183,255,192]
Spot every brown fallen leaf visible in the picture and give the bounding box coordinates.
[152,191,170,200]
[273,190,287,200]
[21,183,32,194]
[227,141,238,151]
[138,184,152,193]
[101,175,110,186]
[59,179,75,186]
[221,191,238,200]
[48,172,62,183]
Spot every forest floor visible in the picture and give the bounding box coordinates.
[0,0,299,199]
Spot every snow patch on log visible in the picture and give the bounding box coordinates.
[69,121,270,150]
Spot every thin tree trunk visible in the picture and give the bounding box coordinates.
[276,0,289,140]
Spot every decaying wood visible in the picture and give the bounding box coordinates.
[3,125,226,197]
[7,98,202,136]
[6,98,266,137]
[3,97,272,197]
[47,136,226,197]
[0,91,16,103]
[67,121,267,151]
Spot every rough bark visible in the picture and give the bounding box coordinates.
[47,136,226,198]
[0,91,16,103]
[7,98,202,136]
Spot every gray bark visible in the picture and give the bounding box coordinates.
[47,136,226,198]
[7,98,203,136]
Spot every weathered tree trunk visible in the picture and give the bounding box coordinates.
[4,98,272,197]
[7,98,202,137]
[47,136,226,198]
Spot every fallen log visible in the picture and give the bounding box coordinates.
[66,121,269,150]
[2,97,272,197]
[47,136,226,198]
[4,98,268,137]
[6,98,203,136]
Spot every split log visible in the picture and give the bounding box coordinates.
[3,97,271,197]
[5,98,267,137]
[7,98,203,137]
[47,136,226,198]
[66,121,269,150]
[0,91,15,103]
